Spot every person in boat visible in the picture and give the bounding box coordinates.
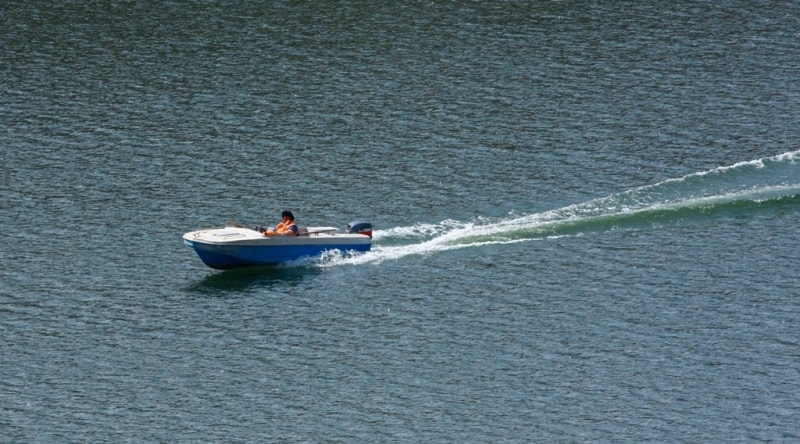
[265,210,299,236]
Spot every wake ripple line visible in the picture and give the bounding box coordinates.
[317,151,800,267]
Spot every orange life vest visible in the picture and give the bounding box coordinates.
[274,220,298,235]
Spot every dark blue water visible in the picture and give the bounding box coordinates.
[2,2,799,442]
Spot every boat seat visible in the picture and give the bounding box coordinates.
[296,227,309,236]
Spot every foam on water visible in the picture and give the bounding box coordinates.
[315,150,800,267]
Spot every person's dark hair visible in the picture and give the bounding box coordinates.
[281,210,294,220]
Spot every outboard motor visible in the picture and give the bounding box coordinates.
[347,221,372,238]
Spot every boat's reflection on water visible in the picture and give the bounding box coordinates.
[187,265,320,295]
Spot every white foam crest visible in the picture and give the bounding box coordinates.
[330,183,800,268]
[314,211,586,268]
[314,151,800,268]
[774,150,800,162]
[605,183,800,216]
[660,149,800,184]
[371,219,469,241]
[679,184,800,206]
[316,235,534,267]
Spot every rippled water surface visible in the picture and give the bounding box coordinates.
[2,2,799,442]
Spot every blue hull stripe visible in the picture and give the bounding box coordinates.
[188,241,370,269]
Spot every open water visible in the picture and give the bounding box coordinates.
[2,1,799,442]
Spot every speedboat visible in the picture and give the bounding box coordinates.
[183,221,372,269]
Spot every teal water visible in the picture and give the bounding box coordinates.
[2,2,799,442]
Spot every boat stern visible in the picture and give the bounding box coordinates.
[346,221,373,238]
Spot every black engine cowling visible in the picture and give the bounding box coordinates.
[346,221,372,238]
